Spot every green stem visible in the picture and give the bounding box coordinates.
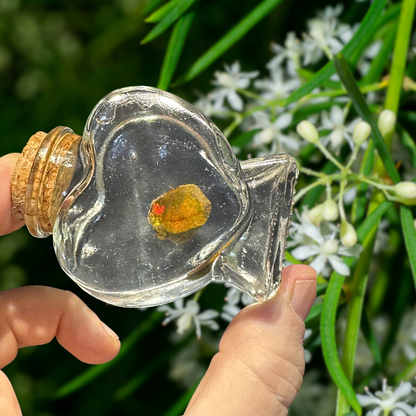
[336,194,383,415]
[293,179,326,203]
[384,0,416,148]
[315,141,346,171]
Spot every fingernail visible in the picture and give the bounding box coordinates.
[290,280,316,321]
[102,322,119,341]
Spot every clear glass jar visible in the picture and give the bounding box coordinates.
[11,87,298,308]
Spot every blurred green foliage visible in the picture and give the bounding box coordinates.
[0,0,375,414]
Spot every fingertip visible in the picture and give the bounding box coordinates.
[56,292,120,365]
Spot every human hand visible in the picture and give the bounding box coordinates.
[0,154,121,415]
[183,263,316,416]
[1,153,316,416]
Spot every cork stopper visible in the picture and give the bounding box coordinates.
[11,126,82,238]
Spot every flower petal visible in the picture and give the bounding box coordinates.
[197,309,220,321]
[291,245,317,260]
[309,255,326,275]
[330,105,344,126]
[275,112,293,130]
[227,91,243,111]
[327,255,350,276]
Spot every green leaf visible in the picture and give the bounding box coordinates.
[146,0,178,22]
[54,311,161,398]
[361,22,397,84]
[280,0,388,108]
[356,201,392,243]
[142,0,197,44]
[321,271,362,415]
[351,142,375,226]
[334,53,401,184]
[157,9,195,90]
[384,0,416,116]
[322,202,393,415]
[361,309,382,366]
[173,0,284,86]
[305,302,323,324]
[400,205,416,290]
[143,0,167,16]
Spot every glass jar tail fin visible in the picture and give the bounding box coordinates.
[212,154,299,303]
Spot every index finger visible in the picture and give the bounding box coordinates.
[0,153,23,236]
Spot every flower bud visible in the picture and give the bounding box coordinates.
[378,110,396,137]
[309,204,324,224]
[340,221,358,247]
[322,239,339,255]
[297,120,319,144]
[353,121,371,146]
[322,199,339,221]
[394,181,416,199]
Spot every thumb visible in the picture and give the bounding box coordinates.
[185,264,317,416]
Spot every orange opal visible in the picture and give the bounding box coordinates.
[148,184,212,240]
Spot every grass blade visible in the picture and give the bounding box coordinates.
[361,22,397,85]
[146,0,181,22]
[173,0,284,86]
[321,270,362,415]
[142,0,197,44]
[280,0,387,108]
[356,201,392,243]
[143,0,166,16]
[351,142,375,226]
[321,200,394,415]
[361,309,382,366]
[384,0,416,115]
[54,311,161,398]
[400,205,416,290]
[157,9,195,90]
[334,53,401,184]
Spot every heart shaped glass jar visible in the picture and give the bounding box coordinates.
[11,87,298,307]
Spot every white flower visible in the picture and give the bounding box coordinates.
[209,61,259,111]
[193,91,228,118]
[291,223,362,276]
[357,380,416,416]
[157,299,219,339]
[267,32,303,76]
[251,111,300,154]
[254,66,300,101]
[303,18,343,64]
[221,283,255,322]
[320,105,360,153]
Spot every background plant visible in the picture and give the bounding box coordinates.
[1,0,416,415]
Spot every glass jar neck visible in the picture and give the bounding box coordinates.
[11,126,82,238]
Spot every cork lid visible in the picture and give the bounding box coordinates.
[11,127,82,238]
